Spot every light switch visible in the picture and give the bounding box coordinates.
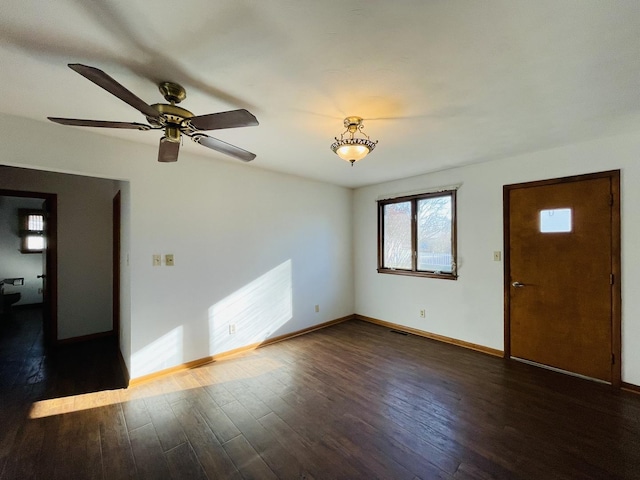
[493,251,501,262]
[152,254,161,266]
[165,254,174,266]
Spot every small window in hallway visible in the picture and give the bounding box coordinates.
[19,209,45,253]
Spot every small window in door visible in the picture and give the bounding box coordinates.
[540,208,572,233]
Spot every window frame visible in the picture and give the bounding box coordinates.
[377,190,458,280]
[19,209,45,254]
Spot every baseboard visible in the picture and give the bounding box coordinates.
[129,315,354,386]
[57,329,116,346]
[354,314,504,358]
[622,382,640,395]
[12,303,44,310]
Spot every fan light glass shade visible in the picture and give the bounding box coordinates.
[330,116,378,166]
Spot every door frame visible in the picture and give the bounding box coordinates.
[503,170,621,387]
[0,188,58,347]
[112,191,121,341]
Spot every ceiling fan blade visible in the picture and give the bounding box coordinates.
[158,137,180,163]
[191,133,256,162]
[48,117,152,130]
[187,109,258,131]
[68,64,159,119]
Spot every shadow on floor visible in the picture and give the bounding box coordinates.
[0,305,127,402]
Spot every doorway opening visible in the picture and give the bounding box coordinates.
[0,178,128,396]
[0,190,57,347]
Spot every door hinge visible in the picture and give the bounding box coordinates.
[610,273,614,285]
[609,194,614,206]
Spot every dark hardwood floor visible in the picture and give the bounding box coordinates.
[1,314,639,479]
[0,305,126,399]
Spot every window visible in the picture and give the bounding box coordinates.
[19,209,45,253]
[378,190,457,279]
[540,208,572,233]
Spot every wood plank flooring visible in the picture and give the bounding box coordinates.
[0,306,127,398]
[1,311,640,479]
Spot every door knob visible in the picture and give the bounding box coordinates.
[37,275,46,279]
[511,281,525,288]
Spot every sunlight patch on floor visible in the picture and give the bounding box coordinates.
[29,353,285,419]
[29,389,122,419]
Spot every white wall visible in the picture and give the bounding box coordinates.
[0,196,44,305]
[127,154,353,378]
[0,166,119,339]
[354,130,640,387]
[0,114,354,379]
[118,181,132,376]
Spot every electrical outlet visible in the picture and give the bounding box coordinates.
[315,304,320,313]
[165,254,174,266]
[420,309,426,318]
[152,254,161,266]
[38,288,43,295]
[229,324,236,334]
[493,251,501,261]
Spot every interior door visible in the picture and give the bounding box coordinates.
[504,171,621,384]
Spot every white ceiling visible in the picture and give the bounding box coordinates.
[1,1,639,188]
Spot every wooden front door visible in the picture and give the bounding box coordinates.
[504,171,621,384]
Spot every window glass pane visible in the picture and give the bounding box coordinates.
[417,195,452,272]
[378,189,457,279]
[27,214,43,231]
[383,201,412,269]
[540,208,572,233]
[26,235,44,250]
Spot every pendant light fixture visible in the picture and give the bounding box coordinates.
[330,116,378,166]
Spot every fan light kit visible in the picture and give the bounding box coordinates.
[48,64,258,163]
[330,116,378,166]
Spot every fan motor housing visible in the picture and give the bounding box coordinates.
[148,103,193,127]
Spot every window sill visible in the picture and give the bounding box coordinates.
[377,268,458,280]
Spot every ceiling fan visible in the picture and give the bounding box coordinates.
[48,64,259,163]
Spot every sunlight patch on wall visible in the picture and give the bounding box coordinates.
[131,326,184,378]
[208,260,293,356]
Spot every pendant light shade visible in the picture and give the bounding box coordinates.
[330,116,378,166]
